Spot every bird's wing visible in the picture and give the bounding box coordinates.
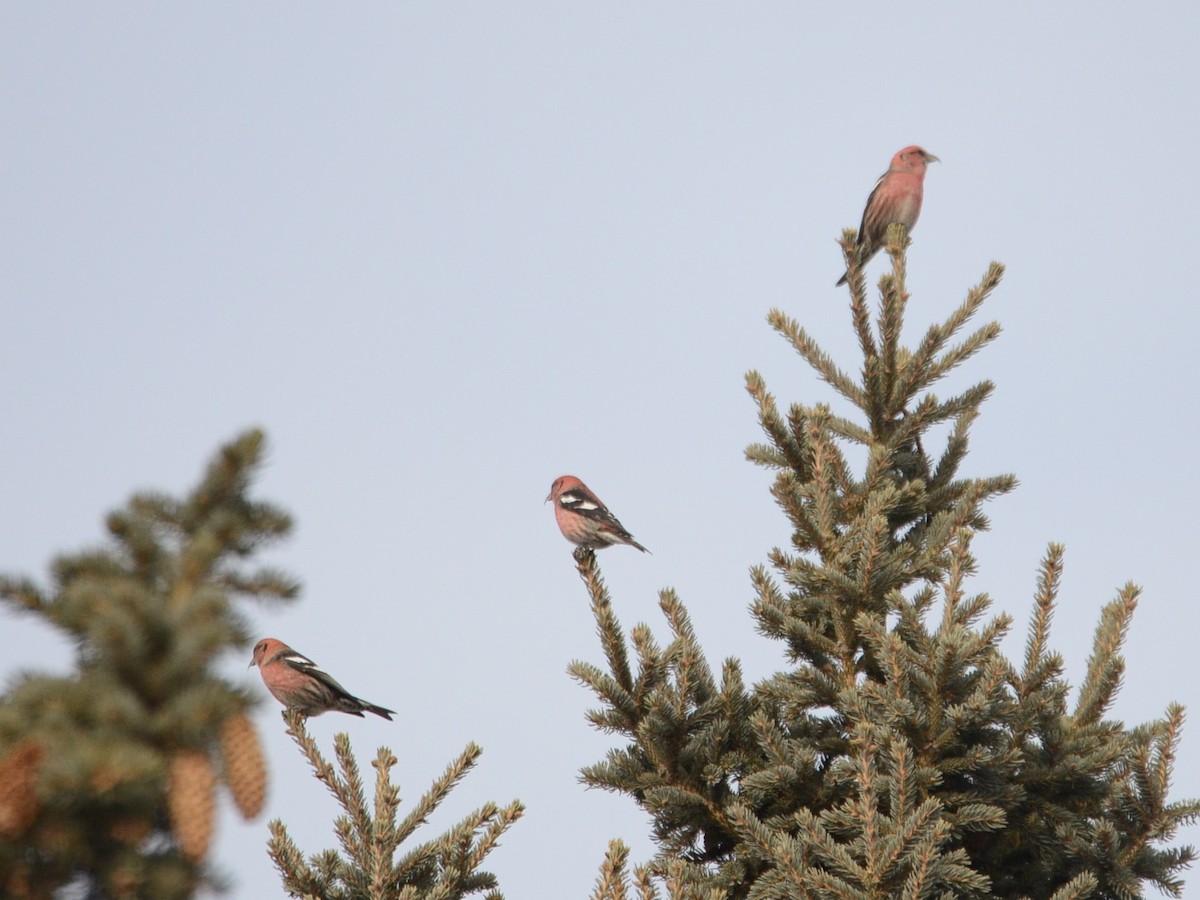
[558,487,626,528]
[855,171,888,245]
[282,651,355,698]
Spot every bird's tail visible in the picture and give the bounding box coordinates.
[365,703,396,721]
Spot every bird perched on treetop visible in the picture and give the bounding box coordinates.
[547,475,648,553]
[837,145,939,286]
[250,638,395,720]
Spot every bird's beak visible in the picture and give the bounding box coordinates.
[924,152,940,163]
[545,493,552,503]
[248,660,255,669]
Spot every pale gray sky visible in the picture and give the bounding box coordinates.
[3,4,1199,898]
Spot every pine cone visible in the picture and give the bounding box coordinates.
[0,741,44,837]
[167,750,216,861]
[220,713,267,819]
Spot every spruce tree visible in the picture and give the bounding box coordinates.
[267,710,523,899]
[0,430,293,898]
[572,229,1199,899]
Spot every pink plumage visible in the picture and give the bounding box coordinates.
[546,475,648,553]
[250,638,395,720]
[837,145,939,286]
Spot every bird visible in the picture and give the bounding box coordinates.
[837,145,939,286]
[546,475,648,553]
[249,638,395,720]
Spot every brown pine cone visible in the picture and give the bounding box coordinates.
[220,713,267,819]
[167,750,216,861]
[0,742,44,837]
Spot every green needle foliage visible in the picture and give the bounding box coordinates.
[590,838,725,900]
[0,429,298,898]
[571,228,1199,899]
[0,429,524,898]
[269,710,524,900]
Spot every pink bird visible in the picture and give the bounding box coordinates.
[837,145,939,286]
[250,638,395,720]
[547,475,648,553]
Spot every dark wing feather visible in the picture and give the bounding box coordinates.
[558,488,624,530]
[836,171,889,286]
[282,652,355,699]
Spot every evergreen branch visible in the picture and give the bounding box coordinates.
[899,262,1004,403]
[333,733,372,865]
[820,410,873,447]
[1021,545,1064,695]
[767,308,866,408]
[187,429,270,519]
[752,578,842,669]
[937,530,973,623]
[578,550,635,693]
[370,748,402,891]
[659,591,718,706]
[268,818,325,896]
[744,443,788,470]
[727,801,817,899]
[0,576,46,613]
[843,231,879,389]
[795,810,867,896]
[460,801,525,881]
[804,407,856,492]
[215,567,302,602]
[630,625,671,714]
[127,490,184,527]
[591,839,632,900]
[283,709,341,802]
[805,420,846,555]
[578,751,648,794]
[105,509,165,577]
[417,801,506,898]
[877,228,910,425]
[769,472,826,558]
[395,743,486,845]
[917,383,996,433]
[854,321,883,422]
[924,420,971,494]
[1073,584,1138,727]
[923,321,1004,389]
[1045,871,1100,900]
[1143,842,1200,899]
[1149,705,1187,831]
[946,803,1006,833]
[837,226,866,284]
[745,370,808,474]
[898,840,938,900]
[882,222,910,278]
[1157,801,1200,840]
[273,722,519,899]
[569,661,641,732]
[633,864,661,900]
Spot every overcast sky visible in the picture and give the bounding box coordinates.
[3,4,1199,898]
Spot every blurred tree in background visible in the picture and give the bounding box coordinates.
[0,430,294,897]
[575,231,1200,899]
[0,431,522,899]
